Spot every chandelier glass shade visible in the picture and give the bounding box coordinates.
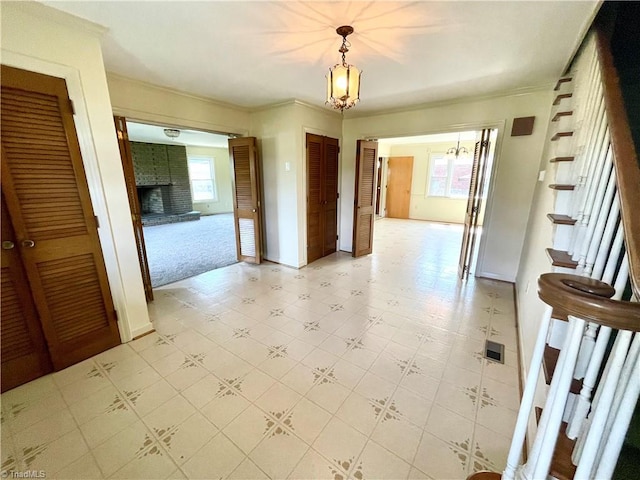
[326,26,361,112]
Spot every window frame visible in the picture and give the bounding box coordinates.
[426,152,473,199]
[187,155,218,202]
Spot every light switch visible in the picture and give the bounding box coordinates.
[285,162,291,172]
[538,170,546,182]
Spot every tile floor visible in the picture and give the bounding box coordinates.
[1,219,521,479]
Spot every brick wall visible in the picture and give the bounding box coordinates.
[131,142,193,215]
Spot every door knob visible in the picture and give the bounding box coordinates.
[21,239,35,248]
[252,209,257,213]
[2,241,15,250]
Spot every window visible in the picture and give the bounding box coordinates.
[427,153,473,198]
[188,156,217,201]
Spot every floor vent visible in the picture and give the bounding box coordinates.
[484,340,505,364]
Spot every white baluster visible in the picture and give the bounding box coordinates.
[573,330,634,478]
[519,315,586,479]
[502,306,553,480]
[567,257,629,438]
[592,196,621,280]
[594,333,640,479]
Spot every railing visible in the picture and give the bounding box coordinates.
[470,24,640,480]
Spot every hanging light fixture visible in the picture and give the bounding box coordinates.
[446,133,469,158]
[326,25,361,112]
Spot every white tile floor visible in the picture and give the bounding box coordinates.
[1,219,520,479]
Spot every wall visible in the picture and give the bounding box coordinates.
[0,2,151,340]
[249,101,342,268]
[107,74,250,136]
[341,89,554,282]
[185,146,233,215]
[383,141,476,224]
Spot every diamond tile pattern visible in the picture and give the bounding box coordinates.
[1,219,519,479]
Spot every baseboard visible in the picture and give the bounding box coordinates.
[475,271,516,283]
[130,323,154,341]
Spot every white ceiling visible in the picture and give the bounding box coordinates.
[44,1,600,114]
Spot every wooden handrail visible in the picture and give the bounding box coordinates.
[538,273,640,331]
[596,29,640,298]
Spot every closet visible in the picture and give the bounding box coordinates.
[306,134,339,264]
[1,65,121,392]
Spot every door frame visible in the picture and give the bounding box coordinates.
[0,51,152,342]
[362,120,506,278]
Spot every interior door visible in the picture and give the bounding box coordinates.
[1,195,53,392]
[386,156,414,218]
[352,140,378,257]
[229,136,262,264]
[1,65,121,370]
[114,116,153,301]
[307,134,339,264]
[458,129,492,280]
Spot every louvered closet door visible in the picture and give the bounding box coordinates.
[1,195,52,392]
[114,116,153,301]
[353,140,379,257]
[323,137,339,256]
[307,134,324,264]
[1,65,121,371]
[229,137,262,264]
[458,128,491,280]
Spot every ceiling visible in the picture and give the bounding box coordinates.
[44,1,600,114]
[126,122,231,148]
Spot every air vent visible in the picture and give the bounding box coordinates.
[484,340,505,364]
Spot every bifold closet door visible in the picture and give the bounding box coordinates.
[306,133,339,264]
[353,140,379,257]
[1,65,121,373]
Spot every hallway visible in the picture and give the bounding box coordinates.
[1,219,520,479]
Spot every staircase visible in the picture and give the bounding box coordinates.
[469,4,640,479]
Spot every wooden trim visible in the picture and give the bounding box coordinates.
[552,111,573,122]
[554,77,573,91]
[551,132,574,141]
[550,156,575,163]
[553,93,573,105]
[538,273,640,331]
[545,248,578,269]
[548,184,576,191]
[547,214,577,225]
[596,29,640,298]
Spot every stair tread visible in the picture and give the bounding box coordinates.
[534,407,577,480]
[550,156,575,163]
[546,248,579,268]
[553,93,573,105]
[549,184,576,191]
[552,132,574,141]
[547,214,577,225]
[543,344,583,395]
[554,78,573,90]
[553,111,574,121]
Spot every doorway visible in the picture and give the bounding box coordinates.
[115,120,262,290]
[375,129,498,278]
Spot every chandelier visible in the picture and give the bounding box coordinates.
[446,134,470,158]
[163,128,180,139]
[326,26,361,112]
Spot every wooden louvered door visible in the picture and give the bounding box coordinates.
[1,195,52,392]
[458,129,491,280]
[306,133,339,264]
[229,137,262,264]
[352,140,379,257]
[114,116,153,301]
[1,65,121,372]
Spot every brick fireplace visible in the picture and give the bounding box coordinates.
[131,141,200,226]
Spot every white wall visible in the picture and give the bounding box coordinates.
[250,101,342,268]
[341,90,554,282]
[185,146,233,215]
[1,2,151,340]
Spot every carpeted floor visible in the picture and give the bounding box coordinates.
[143,213,237,287]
